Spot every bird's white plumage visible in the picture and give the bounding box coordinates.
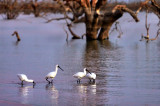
[86,73,96,80]
[73,68,87,79]
[46,71,57,79]
[17,74,34,83]
[45,64,64,83]
[73,72,86,79]
[46,65,59,79]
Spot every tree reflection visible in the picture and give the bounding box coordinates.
[83,40,116,70]
[82,40,123,104]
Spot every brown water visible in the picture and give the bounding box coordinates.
[0,13,160,106]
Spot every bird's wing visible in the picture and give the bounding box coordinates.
[92,73,96,79]
[86,73,92,78]
[73,72,84,78]
[17,74,28,80]
[46,72,55,78]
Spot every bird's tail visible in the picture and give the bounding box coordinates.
[73,74,77,77]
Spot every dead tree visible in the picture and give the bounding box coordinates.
[136,0,160,25]
[138,0,160,42]
[140,12,160,42]
[49,0,139,40]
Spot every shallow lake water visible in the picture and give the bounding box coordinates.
[0,13,160,106]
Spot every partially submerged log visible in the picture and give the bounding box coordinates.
[12,31,21,41]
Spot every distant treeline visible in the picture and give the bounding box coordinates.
[102,1,160,11]
[0,1,159,18]
[0,1,63,14]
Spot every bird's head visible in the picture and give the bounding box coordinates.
[84,68,91,74]
[56,64,64,71]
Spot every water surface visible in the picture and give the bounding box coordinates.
[0,13,160,105]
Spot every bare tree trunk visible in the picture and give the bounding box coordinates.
[98,11,123,40]
[85,12,100,40]
[85,5,139,40]
[51,0,139,40]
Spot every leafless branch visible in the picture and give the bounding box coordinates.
[140,9,159,42]
[45,17,69,23]
[109,21,123,38]
[67,23,81,39]
[112,5,139,22]
[145,9,150,39]
[63,25,69,42]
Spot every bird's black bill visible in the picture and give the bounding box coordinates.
[86,69,91,74]
[58,66,64,71]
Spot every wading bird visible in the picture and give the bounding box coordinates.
[86,72,96,83]
[73,68,91,83]
[17,74,35,85]
[45,64,64,84]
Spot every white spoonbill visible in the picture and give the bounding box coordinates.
[86,72,96,83]
[17,74,35,85]
[45,64,64,84]
[73,68,91,83]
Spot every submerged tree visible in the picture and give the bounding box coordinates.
[138,0,160,42]
[47,0,160,41]
[49,0,139,40]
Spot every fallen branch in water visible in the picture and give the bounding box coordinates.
[12,31,21,41]
[63,25,69,42]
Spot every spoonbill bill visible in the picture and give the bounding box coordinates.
[17,74,35,85]
[45,64,64,84]
[73,68,91,83]
[86,72,96,83]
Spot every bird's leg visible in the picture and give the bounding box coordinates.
[89,79,92,83]
[51,79,53,84]
[93,79,95,83]
[21,81,24,85]
[21,84,24,87]
[88,79,92,84]
[46,78,50,84]
[33,81,36,87]
[77,79,80,84]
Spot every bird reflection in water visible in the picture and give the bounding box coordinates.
[45,84,59,105]
[90,83,97,95]
[76,83,97,105]
[18,85,34,104]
